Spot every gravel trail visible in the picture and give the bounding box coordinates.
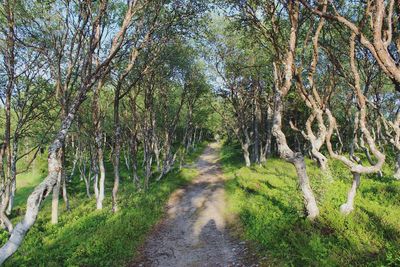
[132,143,255,267]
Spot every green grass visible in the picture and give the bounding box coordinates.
[1,142,207,266]
[221,143,400,266]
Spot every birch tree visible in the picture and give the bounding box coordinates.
[0,0,140,262]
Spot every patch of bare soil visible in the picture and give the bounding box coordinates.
[131,143,260,267]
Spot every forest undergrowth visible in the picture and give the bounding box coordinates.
[0,143,207,267]
[221,143,400,266]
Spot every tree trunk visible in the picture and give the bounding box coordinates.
[0,1,136,260]
[349,142,361,164]
[130,136,140,188]
[292,156,320,218]
[112,88,121,212]
[310,147,328,171]
[0,147,12,232]
[198,129,203,143]
[92,79,106,209]
[0,145,63,263]
[261,104,273,163]
[395,153,400,180]
[61,146,70,210]
[68,146,79,182]
[144,141,152,189]
[97,143,106,209]
[360,136,382,177]
[1,0,14,231]
[124,149,130,172]
[158,132,172,181]
[0,187,12,232]
[192,127,197,150]
[340,172,361,214]
[51,171,62,224]
[154,141,161,172]
[129,91,140,189]
[0,81,102,261]
[260,144,266,163]
[6,136,18,215]
[272,48,319,219]
[81,158,91,198]
[253,117,260,164]
[90,146,99,201]
[6,178,15,216]
[242,143,251,167]
[253,92,261,164]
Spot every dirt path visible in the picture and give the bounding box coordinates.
[132,143,254,267]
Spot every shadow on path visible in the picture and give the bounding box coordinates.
[131,143,254,267]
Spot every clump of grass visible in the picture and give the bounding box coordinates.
[221,143,400,266]
[1,142,207,266]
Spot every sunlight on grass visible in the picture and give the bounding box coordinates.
[1,143,207,267]
[221,144,400,266]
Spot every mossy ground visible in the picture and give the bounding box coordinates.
[0,143,206,267]
[221,143,400,266]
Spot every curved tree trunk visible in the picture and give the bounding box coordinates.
[340,172,361,214]
[0,103,76,263]
[269,1,319,220]
[0,0,137,261]
[311,147,328,171]
[0,149,62,264]
[0,197,12,232]
[272,88,319,220]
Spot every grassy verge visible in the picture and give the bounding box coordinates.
[221,143,400,266]
[1,142,207,267]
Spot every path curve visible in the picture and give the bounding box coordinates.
[132,143,253,267]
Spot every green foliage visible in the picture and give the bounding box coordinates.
[0,143,207,266]
[221,144,400,266]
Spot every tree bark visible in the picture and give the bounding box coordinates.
[112,85,121,212]
[88,145,98,200]
[253,93,261,164]
[6,135,18,215]
[272,86,319,220]
[51,171,61,224]
[0,0,138,261]
[129,90,141,188]
[340,172,360,214]
[153,125,161,172]
[270,1,319,220]
[394,154,400,180]
[130,135,140,187]
[0,0,15,232]
[97,142,106,208]
[242,143,251,167]
[61,145,70,210]
[261,104,273,163]
[0,146,12,231]
[92,78,106,209]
